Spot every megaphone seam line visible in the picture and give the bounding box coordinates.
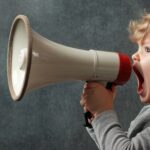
[89,50,98,80]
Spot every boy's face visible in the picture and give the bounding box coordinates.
[132,33,150,103]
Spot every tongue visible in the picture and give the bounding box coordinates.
[133,62,144,95]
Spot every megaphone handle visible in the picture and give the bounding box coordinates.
[83,111,93,128]
[106,82,113,89]
[84,82,113,128]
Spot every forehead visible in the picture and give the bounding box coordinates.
[142,33,150,45]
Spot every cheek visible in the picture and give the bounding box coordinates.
[142,56,150,79]
[141,58,150,102]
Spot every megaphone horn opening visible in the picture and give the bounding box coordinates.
[7,15,33,101]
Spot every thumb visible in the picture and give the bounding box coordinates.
[86,82,101,89]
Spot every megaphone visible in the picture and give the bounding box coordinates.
[7,15,132,101]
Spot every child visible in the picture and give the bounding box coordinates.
[80,13,150,150]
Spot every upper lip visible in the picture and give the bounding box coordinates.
[132,61,144,94]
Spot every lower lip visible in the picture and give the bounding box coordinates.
[137,88,144,95]
[137,83,144,96]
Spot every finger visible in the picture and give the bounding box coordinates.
[82,88,86,95]
[84,83,88,88]
[83,86,94,96]
[83,106,88,112]
[86,82,99,88]
[80,98,86,107]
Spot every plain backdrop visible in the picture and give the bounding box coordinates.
[0,0,149,150]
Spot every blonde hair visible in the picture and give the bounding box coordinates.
[128,13,150,43]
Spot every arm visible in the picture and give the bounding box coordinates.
[86,127,100,149]
[80,82,150,150]
[92,110,150,150]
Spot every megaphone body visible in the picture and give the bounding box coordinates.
[7,15,132,101]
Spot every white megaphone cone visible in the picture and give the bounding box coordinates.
[7,15,132,101]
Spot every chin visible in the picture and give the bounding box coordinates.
[140,98,149,103]
[140,91,150,103]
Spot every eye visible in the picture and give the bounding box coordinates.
[145,47,150,53]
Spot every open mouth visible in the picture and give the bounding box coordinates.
[133,62,144,95]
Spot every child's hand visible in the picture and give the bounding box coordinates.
[80,82,116,118]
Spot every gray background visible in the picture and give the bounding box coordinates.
[0,0,149,150]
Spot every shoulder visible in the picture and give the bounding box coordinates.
[138,105,150,116]
[128,105,150,138]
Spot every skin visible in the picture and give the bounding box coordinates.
[132,33,150,103]
[80,82,116,118]
[80,33,150,118]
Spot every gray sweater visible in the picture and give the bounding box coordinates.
[86,105,150,150]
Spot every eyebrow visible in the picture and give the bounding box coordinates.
[141,38,150,45]
[143,42,150,46]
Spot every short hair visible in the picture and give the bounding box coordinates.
[128,13,150,43]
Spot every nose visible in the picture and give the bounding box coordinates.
[132,51,140,62]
